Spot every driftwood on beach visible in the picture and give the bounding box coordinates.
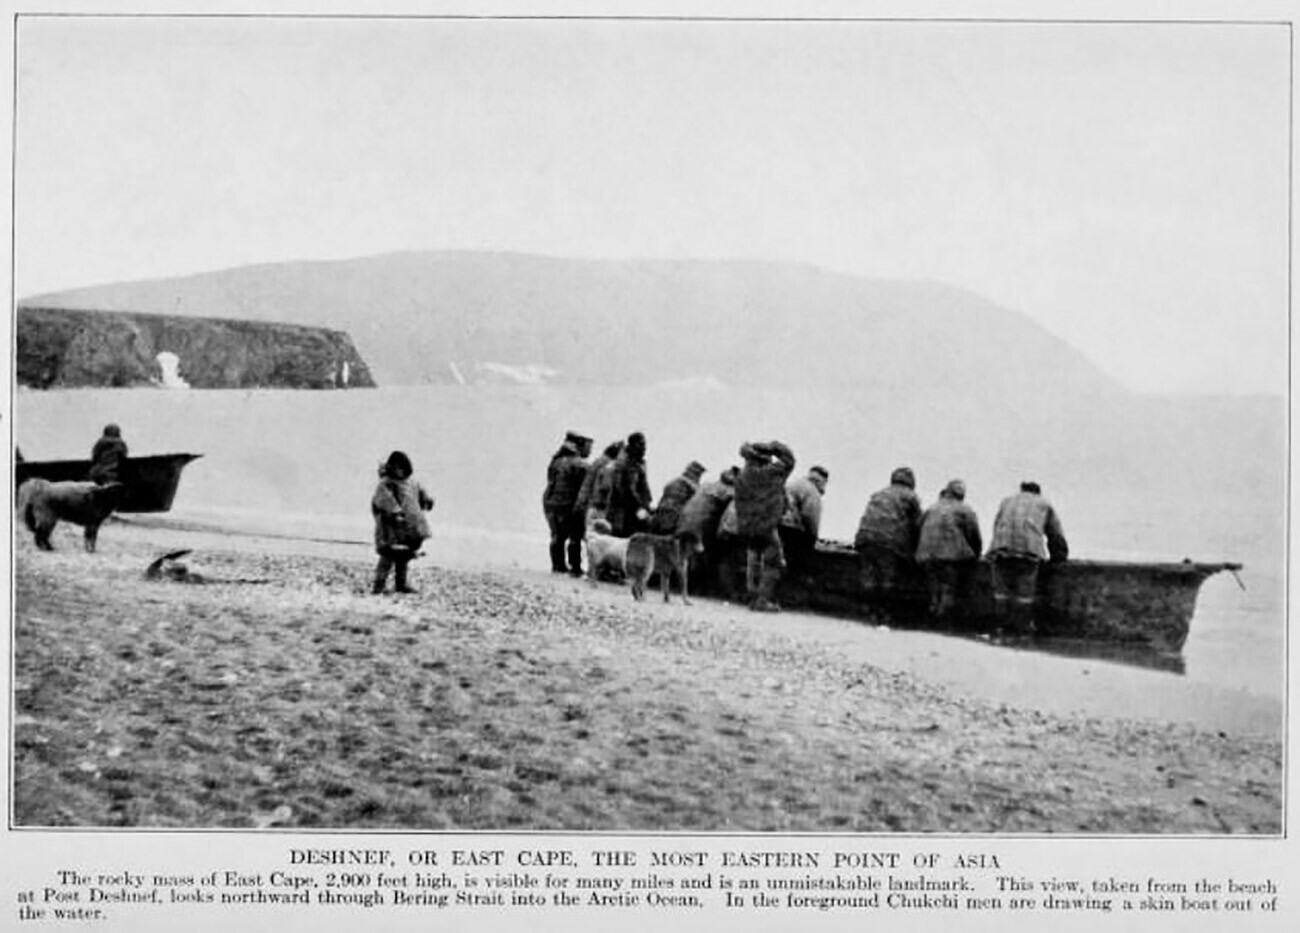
[704,541,1241,654]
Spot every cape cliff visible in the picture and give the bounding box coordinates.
[17,306,375,390]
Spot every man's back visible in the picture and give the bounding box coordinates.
[680,479,734,538]
[89,435,128,484]
[916,497,981,562]
[855,483,921,554]
[544,445,589,509]
[781,475,824,538]
[990,491,1068,562]
[649,474,699,534]
[734,442,796,537]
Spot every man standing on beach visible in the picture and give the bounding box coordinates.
[542,430,593,576]
[88,423,128,485]
[605,432,653,538]
[574,439,623,530]
[734,440,797,612]
[371,450,435,595]
[987,480,1069,634]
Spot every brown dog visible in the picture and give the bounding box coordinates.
[17,478,127,553]
[625,532,695,604]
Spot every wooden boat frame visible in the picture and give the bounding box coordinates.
[702,540,1241,655]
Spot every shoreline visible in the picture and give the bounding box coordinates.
[11,518,1283,832]
[116,512,1283,737]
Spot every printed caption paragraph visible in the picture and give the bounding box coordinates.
[13,846,1283,922]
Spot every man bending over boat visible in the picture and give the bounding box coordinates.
[916,479,983,623]
[854,466,923,605]
[780,464,830,580]
[986,481,1069,634]
[679,465,739,592]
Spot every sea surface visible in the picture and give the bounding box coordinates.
[14,385,1287,718]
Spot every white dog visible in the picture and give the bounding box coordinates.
[584,518,629,586]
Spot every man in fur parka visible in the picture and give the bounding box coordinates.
[371,450,435,594]
[605,432,653,538]
[543,430,593,575]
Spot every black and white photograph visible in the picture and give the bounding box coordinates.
[3,2,1293,920]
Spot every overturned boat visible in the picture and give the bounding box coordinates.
[703,541,1242,656]
[15,453,202,513]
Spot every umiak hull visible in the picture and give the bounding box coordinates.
[705,542,1240,654]
[15,453,202,513]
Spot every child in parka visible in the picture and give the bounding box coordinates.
[371,450,435,594]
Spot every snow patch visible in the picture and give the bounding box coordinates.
[154,351,190,389]
[474,362,561,384]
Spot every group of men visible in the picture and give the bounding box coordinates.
[541,430,653,577]
[541,430,829,612]
[854,467,1068,631]
[542,429,1068,626]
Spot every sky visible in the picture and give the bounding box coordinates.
[10,12,1291,395]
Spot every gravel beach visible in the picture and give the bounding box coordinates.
[12,518,1282,833]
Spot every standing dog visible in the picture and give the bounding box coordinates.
[625,532,696,604]
[585,518,630,585]
[17,479,127,552]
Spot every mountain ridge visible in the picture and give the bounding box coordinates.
[21,250,1124,396]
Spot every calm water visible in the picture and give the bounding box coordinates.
[15,385,1286,707]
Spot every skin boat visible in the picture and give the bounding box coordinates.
[14,453,202,513]
[703,540,1242,657]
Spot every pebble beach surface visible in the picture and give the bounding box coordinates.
[12,519,1282,833]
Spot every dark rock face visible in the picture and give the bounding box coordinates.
[17,307,376,390]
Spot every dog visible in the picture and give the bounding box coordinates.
[585,518,630,586]
[17,478,126,553]
[625,531,697,605]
